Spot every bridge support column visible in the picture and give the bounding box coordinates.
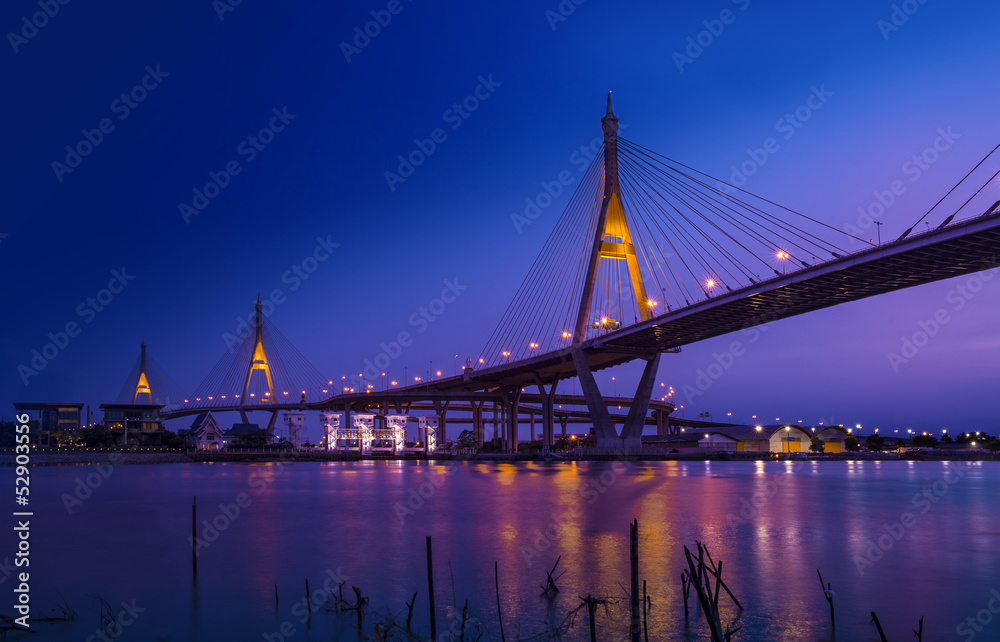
[571,349,618,447]
[344,404,352,450]
[499,387,522,453]
[266,409,279,436]
[529,413,535,442]
[433,400,450,445]
[533,376,558,447]
[619,354,661,448]
[472,401,485,446]
[560,416,568,440]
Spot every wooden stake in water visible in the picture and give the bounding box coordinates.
[305,579,311,615]
[274,584,278,609]
[191,496,197,575]
[630,518,641,642]
[817,568,834,628]
[426,536,437,639]
[495,561,506,642]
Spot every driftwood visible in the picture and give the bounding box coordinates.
[540,556,565,596]
[914,614,924,641]
[682,541,743,642]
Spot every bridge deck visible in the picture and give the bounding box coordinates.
[449,209,1000,390]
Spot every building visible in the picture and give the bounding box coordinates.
[188,412,228,450]
[643,424,850,454]
[100,403,165,445]
[12,402,84,445]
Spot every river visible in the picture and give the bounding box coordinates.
[6,459,998,641]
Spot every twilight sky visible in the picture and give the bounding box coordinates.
[3,0,999,438]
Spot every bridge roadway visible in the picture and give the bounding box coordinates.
[162,392,682,443]
[165,208,1000,448]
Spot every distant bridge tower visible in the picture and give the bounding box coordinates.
[240,294,279,432]
[133,337,153,403]
[571,93,661,448]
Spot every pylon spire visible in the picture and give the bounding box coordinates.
[573,94,651,343]
[242,294,276,408]
[133,338,152,403]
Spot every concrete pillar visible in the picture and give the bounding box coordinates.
[620,354,662,448]
[571,349,617,447]
[530,413,535,442]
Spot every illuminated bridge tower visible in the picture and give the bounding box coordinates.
[133,338,153,403]
[572,93,661,448]
[240,294,279,433]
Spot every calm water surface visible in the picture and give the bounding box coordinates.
[7,460,999,641]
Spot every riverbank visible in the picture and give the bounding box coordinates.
[4,448,996,465]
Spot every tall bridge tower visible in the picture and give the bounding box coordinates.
[132,338,152,403]
[571,93,661,448]
[240,294,278,431]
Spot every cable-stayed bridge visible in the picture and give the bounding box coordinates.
[154,94,1000,450]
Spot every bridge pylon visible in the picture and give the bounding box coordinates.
[239,294,279,433]
[572,94,660,448]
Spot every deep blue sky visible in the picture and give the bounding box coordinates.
[3,0,999,438]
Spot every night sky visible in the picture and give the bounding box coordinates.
[3,0,999,439]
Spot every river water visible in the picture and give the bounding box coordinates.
[6,459,999,641]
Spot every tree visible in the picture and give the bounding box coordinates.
[231,429,269,449]
[161,430,184,448]
[911,434,938,447]
[941,433,954,444]
[809,436,825,453]
[457,429,477,448]
[844,435,860,451]
[302,441,314,448]
[865,434,885,451]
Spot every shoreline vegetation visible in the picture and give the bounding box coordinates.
[3,447,997,466]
